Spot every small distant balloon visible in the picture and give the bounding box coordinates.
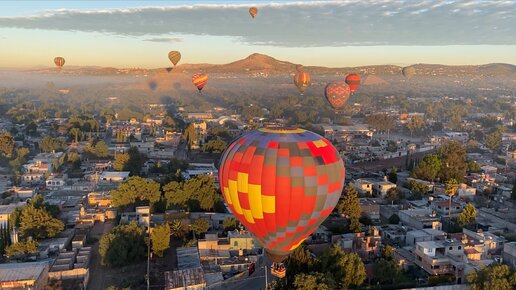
[148,81,158,91]
[54,57,65,68]
[249,7,258,18]
[166,67,173,73]
[192,73,208,92]
[168,51,181,66]
[325,81,351,110]
[293,71,311,94]
[402,66,416,79]
[345,74,361,94]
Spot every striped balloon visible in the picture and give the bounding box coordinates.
[168,51,181,66]
[345,74,361,94]
[294,71,311,94]
[249,7,258,18]
[192,73,208,92]
[324,81,350,110]
[219,127,345,262]
[54,57,65,68]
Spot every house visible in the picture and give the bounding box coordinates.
[359,198,381,221]
[129,141,155,154]
[21,173,45,186]
[87,192,112,207]
[120,206,150,227]
[457,183,476,198]
[13,187,35,200]
[164,267,206,290]
[414,239,466,283]
[398,208,442,230]
[406,229,446,247]
[351,179,373,196]
[0,262,50,290]
[45,174,67,190]
[0,203,26,227]
[228,230,260,255]
[380,225,408,247]
[503,242,516,270]
[99,171,129,183]
[372,180,397,197]
[431,200,463,217]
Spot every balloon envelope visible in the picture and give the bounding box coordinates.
[294,71,311,94]
[192,73,208,91]
[249,7,258,18]
[219,127,345,262]
[345,74,361,94]
[168,51,181,66]
[54,57,65,68]
[166,67,173,73]
[325,81,351,110]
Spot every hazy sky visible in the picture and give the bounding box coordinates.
[0,0,515,68]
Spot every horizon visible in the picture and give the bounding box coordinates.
[0,1,515,68]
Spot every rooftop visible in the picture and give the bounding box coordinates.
[0,262,48,282]
[177,247,201,270]
[165,267,206,288]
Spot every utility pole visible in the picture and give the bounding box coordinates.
[264,265,268,288]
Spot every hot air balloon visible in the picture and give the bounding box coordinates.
[219,127,345,278]
[295,64,304,72]
[325,81,351,110]
[192,73,208,92]
[402,66,416,79]
[249,7,258,18]
[294,71,311,94]
[345,74,361,94]
[168,51,181,66]
[166,67,173,73]
[54,57,65,69]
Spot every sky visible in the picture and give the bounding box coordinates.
[0,0,515,68]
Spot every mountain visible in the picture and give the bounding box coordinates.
[15,53,516,80]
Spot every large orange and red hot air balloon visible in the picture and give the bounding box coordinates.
[345,74,361,94]
[54,57,65,69]
[192,73,208,92]
[219,127,345,274]
[293,71,311,94]
[325,81,351,110]
[249,7,258,18]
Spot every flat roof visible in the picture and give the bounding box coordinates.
[100,171,130,179]
[417,241,441,249]
[177,247,201,270]
[0,262,48,282]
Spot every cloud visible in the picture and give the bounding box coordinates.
[0,0,514,47]
[143,37,182,43]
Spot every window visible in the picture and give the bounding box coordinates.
[449,247,453,250]
[233,241,238,247]
[458,246,462,250]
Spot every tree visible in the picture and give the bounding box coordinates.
[170,220,185,239]
[184,123,198,148]
[111,177,161,208]
[293,272,333,290]
[407,115,426,136]
[164,174,222,212]
[202,138,227,153]
[5,239,38,258]
[190,218,209,236]
[336,185,361,219]
[99,222,147,267]
[320,245,366,289]
[466,264,516,290]
[385,188,404,204]
[125,147,144,176]
[411,154,442,182]
[438,141,467,182]
[69,127,83,143]
[388,214,400,224]
[349,218,362,233]
[445,178,459,223]
[94,141,109,158]
[485,127,504,152]
[374,258,404,285]
[113,153,129,171]
[150,224,170,257]
[0,132,15,157]
[39,136,66,153]
[388,167,397,184]
[408,180,430,196]
[223,217,239,232]
[458,203,477,227]
[386,141,398,153]
[467,160,482,173]
[20,206,64,239]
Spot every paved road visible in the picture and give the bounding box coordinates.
[87,221,114,290]
[216,260,277,290]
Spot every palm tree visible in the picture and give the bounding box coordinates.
[170,220,185,239]
[445,178,458,227]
